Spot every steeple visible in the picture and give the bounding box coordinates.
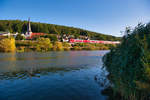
[27,18,32,35]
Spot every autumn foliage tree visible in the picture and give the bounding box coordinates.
[35,38,52,51]
[0,38,16,52]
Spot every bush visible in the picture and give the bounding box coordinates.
[103,22,150,100]
[73,43,110,50]
[62,42,71,50]
[53,42,63,51]
[16,40,35,47]
[44,35,58,42]
[0,38,16,52]
[72,46,82,50]
[15,34,25,40]
[83,43,96,50]
[35,38,53,51]
[16,46,25,52]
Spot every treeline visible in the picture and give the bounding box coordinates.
[103,22,150,100]
[0,20,120,41]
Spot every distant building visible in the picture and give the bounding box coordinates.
[62,34,69,42]
[0,31,24,39]
[25,18,45,39]
[0,32,11,36]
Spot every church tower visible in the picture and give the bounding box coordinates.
[26,18,32,36]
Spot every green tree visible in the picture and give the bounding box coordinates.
[15,34,25,40]
[44,35,58,42]
[0,20,121,41]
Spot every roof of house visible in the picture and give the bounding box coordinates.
[26,33,46,39]
[31,33,45,35]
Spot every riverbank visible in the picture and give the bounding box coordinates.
[0,37,117,52]
[16,41,115,52]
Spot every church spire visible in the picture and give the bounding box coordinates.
[27,18,32,35]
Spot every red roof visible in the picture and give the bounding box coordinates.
[31,33,45,36]
[26,33,46,39]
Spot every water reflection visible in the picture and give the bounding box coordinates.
[0,65,89,80]
[94,67,110,88]
[0,51,109,100]
[0,51,104,73]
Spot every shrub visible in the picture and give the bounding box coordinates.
[35,38,52,51]
[15,34,25,40]
[72,46,82,50]
[44,35,58,42]
[53,42,63,51]
[63,42,71,50]
[16,46,25,52]
[0,38,16,52]
[73,43,110,50]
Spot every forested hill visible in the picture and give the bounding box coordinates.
[0,20,120,41]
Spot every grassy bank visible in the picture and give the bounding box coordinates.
[0,37,117,52]
[103,22,150,100]
[16,39,116,52]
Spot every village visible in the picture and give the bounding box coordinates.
[0,18,120,45]
[0,18,121,52]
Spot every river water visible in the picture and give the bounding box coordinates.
[0,51,109,100]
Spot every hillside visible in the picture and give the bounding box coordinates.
[0,20,120,41]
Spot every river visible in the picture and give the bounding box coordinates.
[0,50,109,100]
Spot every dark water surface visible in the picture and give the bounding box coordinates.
[0,51,109,100]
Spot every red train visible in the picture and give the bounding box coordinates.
[69,39,120,44]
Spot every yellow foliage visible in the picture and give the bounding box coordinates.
[53,42,64,51]
[35,38,53,51]
[63,42,71,50]
[0,38,16,52]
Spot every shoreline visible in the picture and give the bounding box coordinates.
[0,38,116,53]
[16,47,110,52]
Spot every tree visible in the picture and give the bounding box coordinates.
[35,38,52,51]
[15,34,25,40]
[0,20,121,41]
[0,24,6,31]
[53,42,63,51]
[44,35,58,42]
[0,38,16,52]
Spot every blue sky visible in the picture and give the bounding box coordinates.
[0,0,150,36]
